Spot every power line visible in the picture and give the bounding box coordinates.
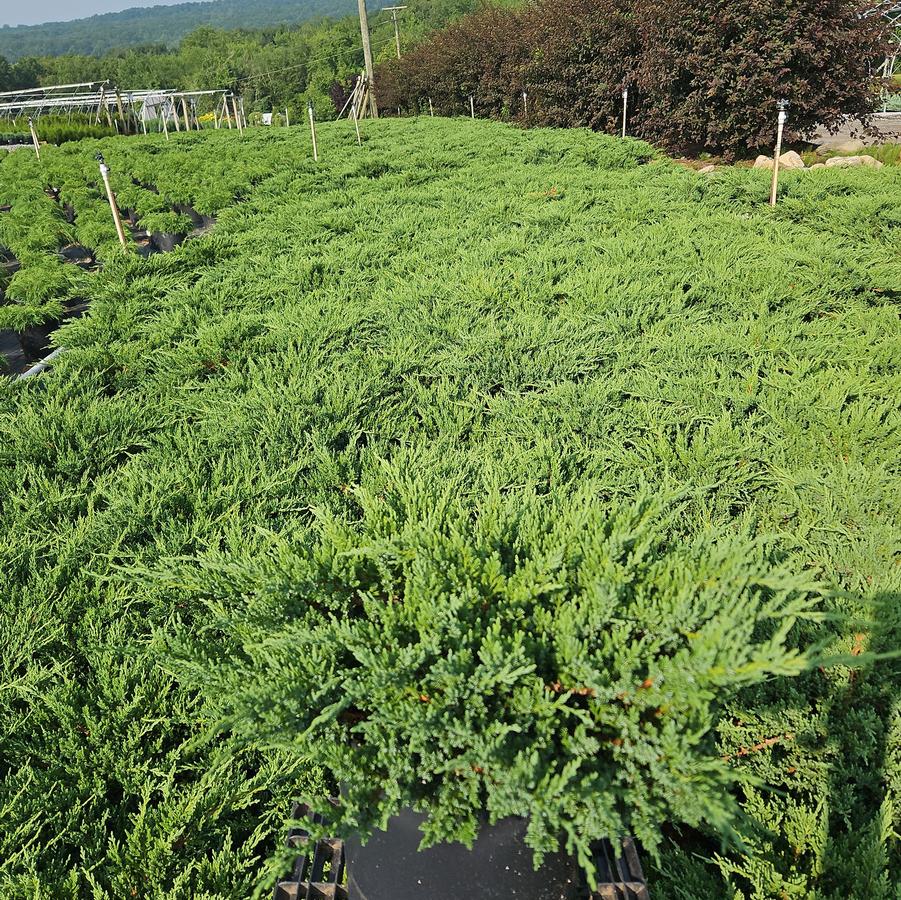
[243,34,396,82]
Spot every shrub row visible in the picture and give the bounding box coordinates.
[376,0,894,157]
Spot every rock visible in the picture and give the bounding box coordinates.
[697,164,716,174]
[778,150,805,169]
[824,155,882,168]
[834,139,865,153]
[753,155,773,169]
[809,163,826,170]
[859,155,884,168]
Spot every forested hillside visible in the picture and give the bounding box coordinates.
[0,0,483,117]
[0,0,355,61]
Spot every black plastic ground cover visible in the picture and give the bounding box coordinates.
[1,191,217,375]
[274,805,650,900]
[274,803,348,900]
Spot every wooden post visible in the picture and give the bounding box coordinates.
[522,90,528,117]
[102,93,114,129]
[231,96,243,135]
[352,100,362,145]
[769,99,789,208]
[97,154,128,249]
[95,84,106,125]
[469,94,475,119]
[357,0,378,118]
[429,97,434,117]
[308,101,319,161]
[240,97,247,129]
[181,98,191,132]
[162,108,169,141]
[28,117,40,160]
[285,107,290,127]
[114,88,127,133]
[621,86,628,138]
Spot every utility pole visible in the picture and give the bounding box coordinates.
[357,0,379,118]
[382,5,407,60]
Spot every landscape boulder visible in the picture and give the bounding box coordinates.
[833,139,865,153]
[824,155,884,168]
[778,150,806,169]
[698,164,716,174]
[753,155,773,169]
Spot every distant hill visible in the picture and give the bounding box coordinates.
[0,0,357,61]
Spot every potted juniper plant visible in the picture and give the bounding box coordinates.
[168,478,819,898]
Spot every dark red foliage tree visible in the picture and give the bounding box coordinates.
[376,0,893,157]
[632,0,894,157]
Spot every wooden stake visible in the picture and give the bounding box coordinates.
[114,88,127,133]
[352,101,362,145]
[97,155,128,249]
[285,107,290,127]
[182,98,191,132]
[769,100,789,207]
[469,94,475,119]
[357,0,378,117]
[163,109,169,141]
[95,84,106,125]
[231,96,243,135]
[308,102,319,161]
[28,117,40,160]
[522,90,528,118]
[621,87,628,138]
[429,97,434,117]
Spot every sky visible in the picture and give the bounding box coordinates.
[0,0,192,27]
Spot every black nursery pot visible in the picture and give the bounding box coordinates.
[345,809,581,900]
[150,231,185,253]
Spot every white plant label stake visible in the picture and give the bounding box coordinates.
[96,153,128,249]
[621,86,628,138]
[308,102,319,161]
[769,99,789,208]
[28,117,40,160]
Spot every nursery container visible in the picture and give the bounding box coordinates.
[344,809,581,900]
[150,231,185,253]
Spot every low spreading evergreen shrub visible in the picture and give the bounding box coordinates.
[170,478,822,877]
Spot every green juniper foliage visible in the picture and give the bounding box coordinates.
[168,480,823,880]
[0,118,899,898]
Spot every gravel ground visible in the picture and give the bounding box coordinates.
[812,113,901,148]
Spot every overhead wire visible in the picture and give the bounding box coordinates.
[243,33,397,82]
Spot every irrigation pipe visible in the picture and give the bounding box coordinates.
[16,347,65,380]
